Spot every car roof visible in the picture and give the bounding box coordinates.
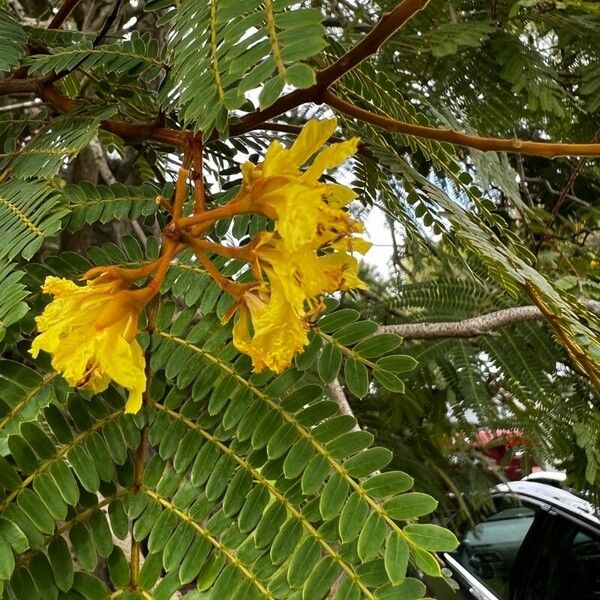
[494,480,600,526]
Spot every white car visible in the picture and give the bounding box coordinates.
[427,481,600,600]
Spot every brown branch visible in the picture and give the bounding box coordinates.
[4,0,600,163]
[379,299,600,339]
[0,78,42,94]
[38,84,188,147]
[317,0,430,90]
[323,91,600,158]
[48,0,85,29]
[328,378,360,431]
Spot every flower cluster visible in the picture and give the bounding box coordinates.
[229,119,369,372]
[30,276,147,413]
[30,118,368,412]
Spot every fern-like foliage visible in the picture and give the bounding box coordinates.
[60,183,162,231]
[0,11,26,72]
[26,32,164,81]
[0,108,117,179]
[0,264,29,342]
[354,278,600,497]
[165,0,327,133]
[0,1,598,598]
[0,181,64,262]
[0,239,458,597]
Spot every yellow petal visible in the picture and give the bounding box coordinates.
[287,119,338,168]
[30,276,147,414]
[125,388,143,414]
[303,137,360,182]
[233,285,308,373]
[331,236,372,254]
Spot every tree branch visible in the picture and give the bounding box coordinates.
[323,91,600,158]
[48,0,85,29]
[379,299,600,339]
[38,84,188,147]
[328,378,360,431]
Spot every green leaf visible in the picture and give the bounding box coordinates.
[344,358,369,398]
[0,535,14,580]
[319,473,349,521]
[384,532,409,586]
[376,578,427,599]
[259,76,285,108]
[318,344,343,384]
[48,536,74,591]
[339,492,370,543]
[373,369,406,393]
[0,518,28,553]
[107,547,129,588]
[357,513,388,562]
[413,547,442,577]
[333,321,379,345]
[344,447,393,478]
[287,537,321,587]
[283,438,315,479]
[376,355,418,373]
[318,309,360,332]
[354,334,403,358]
[270,520,302,565]
[334,577,361,600]
[403,524,459,551]
[69,522,97,571]
[302,557,339,600]
[363,472,414,498]
[286,63,316,88]
[73,571,110,600]
[382,493,438,520]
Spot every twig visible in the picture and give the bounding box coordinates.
[523,285,600,390]
[0,99,41,113]
[89,137,117,185]
[533,127,600,256]
[323,91,600,158]
[328,378,360,431]
[523,177,590,208]
[379,299,600,339]
[45,0,125,85]
[48,0,84,29]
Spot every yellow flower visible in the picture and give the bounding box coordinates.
[237,118,361,251]
[252,232,369,313]
[232,281,309,373]
[30,276,146,413]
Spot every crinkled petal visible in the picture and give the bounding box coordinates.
[287,118,338,168]
[303,137,360,182]
[30,276,146,414]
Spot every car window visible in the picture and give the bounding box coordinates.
[449,496,539,599]
[525,519,600,600]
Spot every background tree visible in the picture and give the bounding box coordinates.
[0,0,598,599]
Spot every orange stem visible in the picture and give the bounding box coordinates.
[142,241,182,299]
[186,236,251,260]
[193,250,249,296]
[176,199,249,230]
[156,195,174,214]
[172,168,189,220]
[82,258,162,282]
[191,138,206,214]
[324,91,600,158]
